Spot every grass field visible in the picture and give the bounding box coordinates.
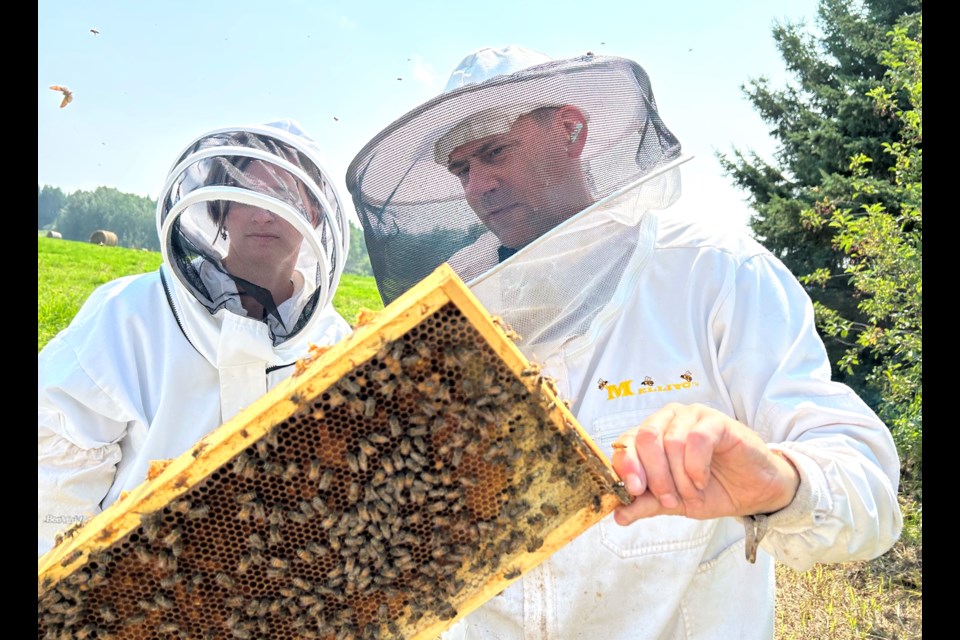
[37,237,384,351]
[36,236,921,637]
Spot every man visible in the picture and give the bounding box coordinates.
[346,46,901,638]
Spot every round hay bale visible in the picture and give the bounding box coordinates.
[89,230,118,246]
[45,230,62,239]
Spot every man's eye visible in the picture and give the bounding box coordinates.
[451,166,469,180]
[486,146,507,159]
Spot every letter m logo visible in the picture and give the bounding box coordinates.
[605,380,634,400]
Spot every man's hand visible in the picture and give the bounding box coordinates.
[611,403,800,526]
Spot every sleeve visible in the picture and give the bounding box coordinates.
[38,336,127,558]
[714,252,902,571]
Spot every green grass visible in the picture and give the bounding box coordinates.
[36,235,921,638]
[38,237,163,350]
[37,236,383,351]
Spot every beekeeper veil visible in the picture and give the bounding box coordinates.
[346,46,686,362]
[158,120,349,347]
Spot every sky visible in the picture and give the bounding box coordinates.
[38,0,823,233]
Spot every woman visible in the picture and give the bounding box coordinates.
[38,121,352,556]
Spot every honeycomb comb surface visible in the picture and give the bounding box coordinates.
[39,265,626,640]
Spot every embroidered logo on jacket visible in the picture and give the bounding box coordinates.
[599,372,699,401]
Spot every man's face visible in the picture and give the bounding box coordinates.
[446,113,580,249]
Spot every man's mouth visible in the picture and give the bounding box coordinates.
[485,203,518,218]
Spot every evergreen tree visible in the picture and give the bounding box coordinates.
[800,16,921,485]
[718,0,921,399]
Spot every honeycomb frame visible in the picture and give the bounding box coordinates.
[39,264,629,640]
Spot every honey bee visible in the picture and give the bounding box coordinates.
[641,376,655,387]
[597,377,608,389]
[98,604,118,622]
[520,364,541,378]
[215,572,237,590]
[681,370,694,382]
[592,495,603,512]
[237,553,253,574]
[504,565,522,580]
[49,85,73,108]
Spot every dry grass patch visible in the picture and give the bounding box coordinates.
[776,495,921,639]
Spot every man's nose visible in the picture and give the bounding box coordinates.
[463,164,499,201]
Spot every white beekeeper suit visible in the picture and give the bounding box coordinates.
[346,46,902,638]
[38,121,352,557]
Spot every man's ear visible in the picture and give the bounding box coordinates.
[555,106,588,158]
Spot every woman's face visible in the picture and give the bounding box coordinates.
[222,160,307,271]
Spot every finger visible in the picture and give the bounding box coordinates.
[612,492,664,525]
[679,411,724,493]
[661,410,703,508]
[632,408,680,509]
[611,430,646,495]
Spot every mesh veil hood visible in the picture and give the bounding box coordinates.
[346,48,685,362]
[346,50,682,306]
[157,121,349,348]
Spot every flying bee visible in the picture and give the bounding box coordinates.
[681,370,694,382]
[49,85,73,108]
[597,377,608,389]
[641,376,655,387]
